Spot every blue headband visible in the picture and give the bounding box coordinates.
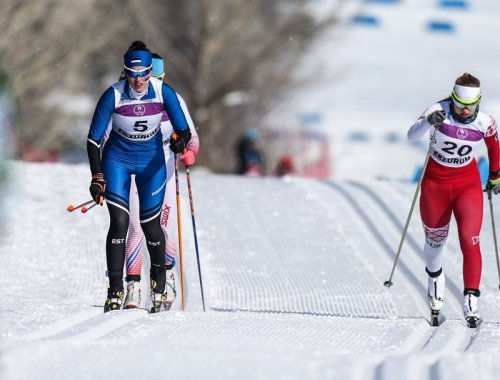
[123,50,152,68]
[152,57,165,77]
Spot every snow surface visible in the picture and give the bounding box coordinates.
[0,162,499,380]
[2,1,500,379]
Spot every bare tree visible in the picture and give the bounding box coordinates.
[0,0,343,171]
[127,0,342,172]
[0,0,131,157]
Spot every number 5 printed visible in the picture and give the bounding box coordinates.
[133,120,148,132]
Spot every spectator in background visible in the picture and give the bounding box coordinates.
[275,155,295,177]
[236,128,264,176]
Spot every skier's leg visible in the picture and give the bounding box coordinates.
[422,225,448,313]
[136,155,167,312]
[141,215,166,286]
[426,267,446,311]
[453,180,483,322]
[123,176,144,308]
[163,150,177,305]
[423,224,449,273]
[126,176,145,280]
[162,150,177,266]
[101,156,131,312]
[420,179,452,311]
[104,203,129,311]
[141,214,166,312]
[453,181,483,291]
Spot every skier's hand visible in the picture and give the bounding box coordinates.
[89,173,106,205]
[180,147,196,166]
[486,172,500,195]
[170,129,192,154]
[427,110,446,125]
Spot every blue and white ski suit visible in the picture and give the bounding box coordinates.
[88,77,189,221]
[87,76,190,291]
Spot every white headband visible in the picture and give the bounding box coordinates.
[452,84,481,103]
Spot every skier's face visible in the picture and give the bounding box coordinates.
[452,103,476,118]
[125,66,151,93]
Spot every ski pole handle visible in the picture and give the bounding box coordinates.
[67,199,94,212]
[81,203,99,213]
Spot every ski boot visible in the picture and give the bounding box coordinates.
[123,278,141,309]
[104,287,124,313]
[463,289,481,328]
[150,264,167,313]
[163,268,177,311]
[150,279,168,313]
[426,268,445,326]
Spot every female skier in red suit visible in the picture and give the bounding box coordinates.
[408,73,500,326]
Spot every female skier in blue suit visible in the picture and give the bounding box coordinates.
[87,41,191,312]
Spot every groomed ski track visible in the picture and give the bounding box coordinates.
[1,162,500,379]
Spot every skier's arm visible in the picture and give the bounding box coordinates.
[407,104,443,141]
[87,87,115,175]
[86,88,114,204]
[162,83,190,134]
[178,95,199,158]
[162,84,191,153]
[484,117,500,175]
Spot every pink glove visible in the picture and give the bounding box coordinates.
[180,148,196,166]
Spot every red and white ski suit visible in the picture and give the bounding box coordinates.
[408,100,499,290]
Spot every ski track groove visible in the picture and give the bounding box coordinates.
[4,248,182,347]
[46,309,150,342]
[199,176,399,318]
[321,180,430,317]
[319,181,437,378]
[8,308,102,342]
[399,321,482,380]
[5,309,150,347]
[371,320,484,380]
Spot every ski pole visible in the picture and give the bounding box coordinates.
[67,199,94,212]
[175,154,186,311]
[185,166,206,312]
[81,202,99,213]
[486,188,500,291]
[384,128,438,288]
